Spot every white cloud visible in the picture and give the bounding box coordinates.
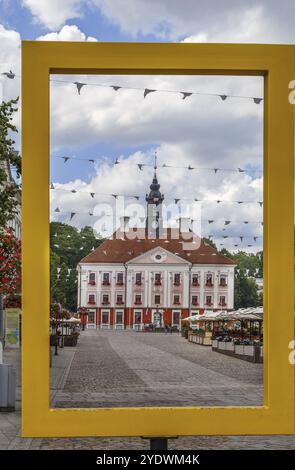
[37,24,97,42]
[22,0,84,30]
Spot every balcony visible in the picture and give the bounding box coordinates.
[205,282,213,288]
[88,300,95,305]
[173,300,180,305]
[219,282,227,287]
[173,281,180,286]
[116,300,124,305]
[135,300,142,305]
[192,301,199,306]
[154,280,161,286]
[205,302,213,307]
[102,280,110,286]
[102,299,110,305]
[88,280,96,286]
[219,302,227,307]
[116,280,124,286]
[192,281,200,287]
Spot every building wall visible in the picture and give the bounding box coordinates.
[78,260,235,328]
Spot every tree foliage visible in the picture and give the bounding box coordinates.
[50,222,103,311]
[0,98,21,229]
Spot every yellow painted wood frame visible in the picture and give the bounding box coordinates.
[22,42,295,437]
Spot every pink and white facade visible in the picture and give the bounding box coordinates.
[77,166,235,329]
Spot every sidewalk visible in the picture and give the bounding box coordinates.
[1,339,295,450]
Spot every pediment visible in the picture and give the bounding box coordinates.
[126,246,191,265]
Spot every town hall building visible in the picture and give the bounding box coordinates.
[77,162,235,329]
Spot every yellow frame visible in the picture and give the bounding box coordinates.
[22,42,295,437]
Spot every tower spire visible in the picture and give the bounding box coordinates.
[145,151,164,238]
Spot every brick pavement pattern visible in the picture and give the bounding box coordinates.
[1,330,295,450]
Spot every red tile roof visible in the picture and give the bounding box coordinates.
[80,228,235,265]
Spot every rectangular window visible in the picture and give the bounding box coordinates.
[206,273,213,287]
[174,273,181,285]
[116,311,123,324]
[88,311,95,323]
[135,294,142,304]
[102,294,109,304]
[135,272,142,285]
[88,294,95,304]
[192,273,199,286]
[173,295,180,304]
[155,273,161,285]
[116,294,124,305]
[89,272,96,285]
[206,295,212,306]
[155,294,161,305]
[102,272,110,285]
[173,311,180,325]
[219,274,227,287]
[116,272,124,285]
[219,295,226,307]
[101,311,109,324]
[192,295,199,306]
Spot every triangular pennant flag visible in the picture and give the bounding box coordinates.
[88,159,95,163]
[247,244,253,247]
[54,233,58,237]
[80,246,84,250]
[194,198,199,202]
[92,246,95,251]
[223,236,228,239]
[244,221,249,224]
[240,237,244,242]
[214,168,218,173]
[234,244,238,247]
[74,82,86,95]
[237,201,243,204]
[143,88,156,98]
[216,200,222,204]
[137,164,143,170]
[67,235,71,238]
[174,198,180,204]
[112,194,118,199]
[253,98,262,104]
[224,221,231,225]
[111,86,121,91]
[238,168,244,172]
[90,193,95,198]
[63,157,69,163]
[115,158,120,164]
[54,244,59,248]
[181,92,192,100]
[50,182,55,189]
[219,95,227,101]
[70,213,76,221]
[259,201,263,207]
[208,220,214,224]
[2,70,15,79]
[54,207,60,212]
[261,222,264,226]
[89,212,93,216]
[162,163,167,168]
[253,237,258,242]
[188,165,194,170]
[71,189,77,193]
[133,196,140,200]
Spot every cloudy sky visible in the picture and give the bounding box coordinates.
[1,0,294,251]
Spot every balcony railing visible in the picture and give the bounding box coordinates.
[192,301,199,306]
[135,300,142,305]
[219,282,227,287]
[102,300,110,305]
[205,282,213,287]
[88,300,95,305]
[173,300,180,305]
[88,280,96,286]
[116,281,124,286]
[192,281,200,287]
[154,280,161,286]
[116,300,124,305]
[102,280,110,286]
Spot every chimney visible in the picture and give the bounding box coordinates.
[120,216,130,232]
[179,217,191,233]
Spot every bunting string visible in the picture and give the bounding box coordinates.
[1,71,263,104]
[50,184,263,205]
[51,155,262,175]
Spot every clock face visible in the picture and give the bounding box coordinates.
[152,251,167,263]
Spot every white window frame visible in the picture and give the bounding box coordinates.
[173,294,181,305]
[133,309,143,330]
[191,294,199,306]
[87,293,96,305]
[134,293,142,305]
[101,309,110,329]
[115,309,124,330]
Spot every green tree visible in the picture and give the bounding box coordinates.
[0,98,21,228]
